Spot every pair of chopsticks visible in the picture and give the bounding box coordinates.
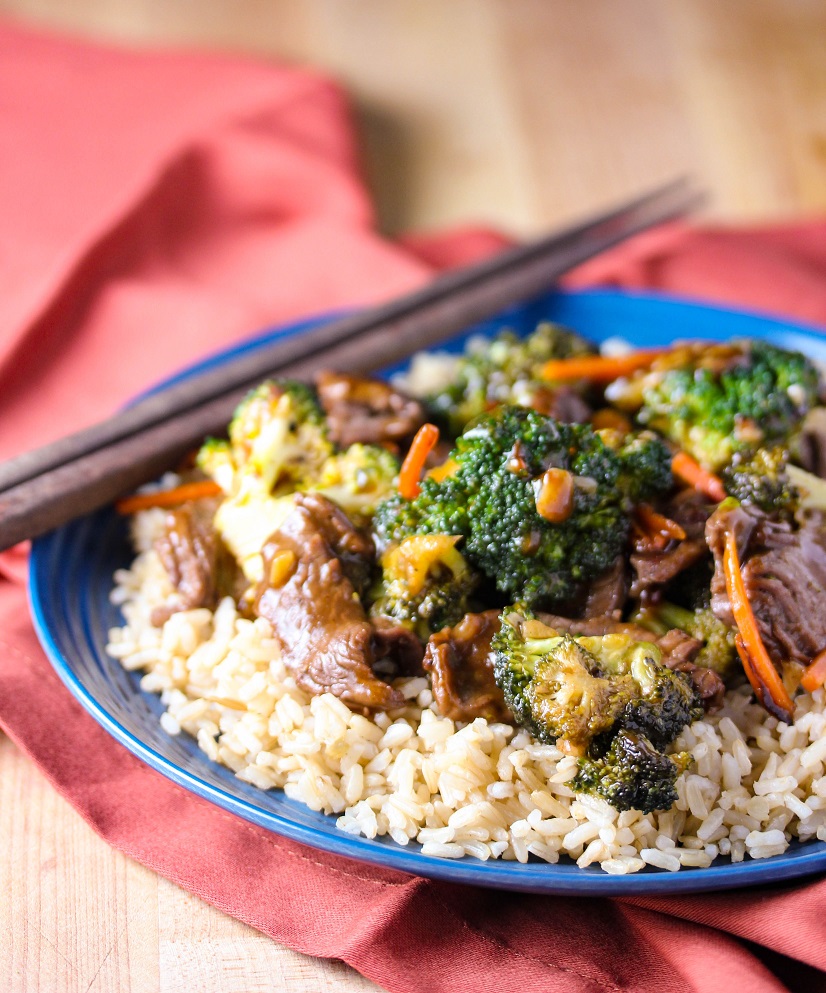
[0,178,702,551]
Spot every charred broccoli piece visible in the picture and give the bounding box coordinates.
[617,645,704,749]
[573,729,691,815]
[722,446,799,515]
[492,610,700,812]
[369,534,478,639]
[492,612,635,746]
[492,610,701,750]
[373,406,670,608]
[423,322,595,435]
[640,602,737,678]
[607,340,821,472]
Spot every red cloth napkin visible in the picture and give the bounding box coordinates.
[3,20,826,993]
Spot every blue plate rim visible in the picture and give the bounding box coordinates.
[28,287,826,896]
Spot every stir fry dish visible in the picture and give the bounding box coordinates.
[107,321,826,872]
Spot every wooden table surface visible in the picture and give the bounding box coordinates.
[1,2,825,990]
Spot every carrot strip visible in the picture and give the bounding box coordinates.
[671,451,727,503]
[801,647,826,693]
[398,423,440,500]
[734,633,773,709]
[724,530,794,723]
[634,503,686,542]
[540,348,668,383]
[115,479,222,514]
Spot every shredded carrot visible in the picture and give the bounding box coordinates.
[398,423,440,500]
[724,530,794,723]
[540,348,668,383]
[634,503,686,542]
[801,647,826,693]
[115,479,222,515]
[671,451,727,503]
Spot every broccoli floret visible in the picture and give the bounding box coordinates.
[196,436,236,494]
[492,609,699,812]
[612,431,674,504]
[607,340,821,472]
[369,534,478,639]
[615,645,704,749]
[492,612,635,746]
[229,379,332,492]
[722,446,799,514]
[787,464,826,513]
[313,444,399,526]
[374,406,670,608]
[424,322,595,435]
[636,601,737,677]
[492,610,701,752]
[196,381,332,580]
[573,729,691,814]
[198,380,332,498]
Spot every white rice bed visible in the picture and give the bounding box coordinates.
[107,531,826,875]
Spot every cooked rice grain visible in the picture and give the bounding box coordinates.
[106,543,826,873]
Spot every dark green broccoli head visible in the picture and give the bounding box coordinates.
[722,446,799,515]
[608,340,821,472]
[573,729,691,814]
[425,322,595,435]
[369,534,478,639]
[614,648,704,749]
[492,610,700,759]
[612,431,673,504]
[376,406,667,608]
[492,612,637,746]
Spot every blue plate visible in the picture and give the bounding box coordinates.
[28,288,826,895]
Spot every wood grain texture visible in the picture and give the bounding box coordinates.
[0,1,824,989]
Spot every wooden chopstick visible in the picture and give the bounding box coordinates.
[0,178,701,550]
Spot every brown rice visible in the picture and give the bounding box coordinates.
[105,508,826,874]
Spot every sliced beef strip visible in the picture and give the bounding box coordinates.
[423,610,512,723]
[535,613,652,640]
[706,502,826,667]
[669,489,717,540]
[681,664,726,711]
[372,617,426,678]
[254,494,422,711]
[655,627,725,711]
[630,538,708,599]
[152,496,240,626]
[656,627,702,668]
[797,407,826,479]
[293,491,375,597]
[580,556,628,620]
[630,491,715,600]
[315,371,426,449]
[522,384,592,424]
